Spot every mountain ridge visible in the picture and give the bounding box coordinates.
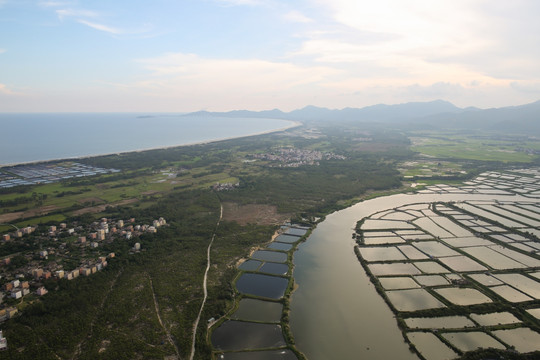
[183,99,540,134]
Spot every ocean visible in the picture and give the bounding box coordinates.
[0,113,295,165]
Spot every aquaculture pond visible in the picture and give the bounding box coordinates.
[379,277,420,290]
[238,259,262,271]
[284,228,308,237]
[218,349,298,360]
[251,250,288,263]
[211,321,286,351]
[435,287,493,306]
[268,242,293,251]
[274,234,300,244]
[413,275,449,287]
[231,298,283,323]
[235,273,288,299]
[404,316,475,329]
[491,328,540,353]
[259,262,289,276]
[212,224,306,359]
[406,332,457,360]
[469,312,521,326]
[386,288,446,311]
[441,332,505,352]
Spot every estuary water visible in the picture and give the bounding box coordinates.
[0,113,295,165]
[290,192,529,360]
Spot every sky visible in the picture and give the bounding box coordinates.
[0,0,539,112]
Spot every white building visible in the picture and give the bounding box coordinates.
[0,330,7,350]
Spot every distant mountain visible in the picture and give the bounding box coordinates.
[184,99,540,134]
[417,100,540,133]
[185,108,287,119]
[185,100,463,122]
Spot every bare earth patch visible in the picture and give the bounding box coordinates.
[222,202,290,226]
[77,197,105,205]
[98,340,110,354]
[71,198,139,216]
[0,205,60,223]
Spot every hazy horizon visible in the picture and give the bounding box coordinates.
[1,98,539,115]
[1,1,539,112]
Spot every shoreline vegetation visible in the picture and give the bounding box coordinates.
[0,118,538,359]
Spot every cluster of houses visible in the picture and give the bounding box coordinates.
[212,182,240,191]
[0,216,167,323]
[249,147,346,168]
[2,226,36,241]
[5,278,43,299]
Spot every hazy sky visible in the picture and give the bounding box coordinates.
[1,0,539,112]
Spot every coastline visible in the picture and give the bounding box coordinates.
[0,119,302,168]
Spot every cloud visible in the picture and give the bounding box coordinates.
[283,10,313,23]
[56,9,99,20]
[49,5,150,36]
[401,82,467,98]
[39,1,70,7]
[77,19,122,34]
[510,81,540,94]
[138,52,337,86]
[215,0,265,6]
[309,0,540,81]
[0,83,21,96]
[127,52,339,110]
[0,49,5,54]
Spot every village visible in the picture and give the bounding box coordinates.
[0,215,167,327]
[249,147,346,168]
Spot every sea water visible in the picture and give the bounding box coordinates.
[0,113,294,165]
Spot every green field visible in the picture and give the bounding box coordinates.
[409,132,539,163]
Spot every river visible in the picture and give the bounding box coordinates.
[290,192,531,360]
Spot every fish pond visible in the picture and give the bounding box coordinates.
[211,321,286,351]
[231,299,283,323]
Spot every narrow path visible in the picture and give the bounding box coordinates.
[189,202,223,360]
[72,268,123,360]
[149,274,181,359]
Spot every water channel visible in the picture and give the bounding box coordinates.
[289,192,531,360]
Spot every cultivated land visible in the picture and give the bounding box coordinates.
[0,120,539,359]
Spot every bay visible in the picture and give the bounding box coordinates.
[0,113,296,165]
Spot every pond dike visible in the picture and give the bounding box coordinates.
[210,224,311,360]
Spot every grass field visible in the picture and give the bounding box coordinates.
[409,132,539,163]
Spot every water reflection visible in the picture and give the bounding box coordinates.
[236,273,288,299]
[218,349,298,360]
[231,298,283,323]
[211,321,286,351]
